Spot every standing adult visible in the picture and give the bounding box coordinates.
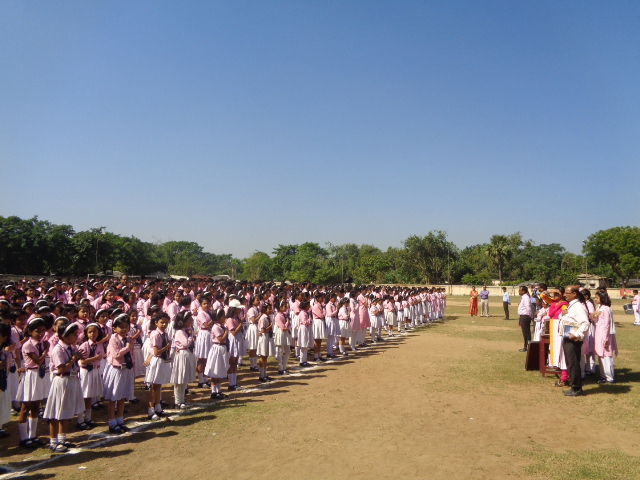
[632,290,640,326]
[480,286,490,317]
[517,286,532,352]
[469,287,479,316]
[560,286,590,397]
[502,287,511,320]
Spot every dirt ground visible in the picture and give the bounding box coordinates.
[2,299,640,479]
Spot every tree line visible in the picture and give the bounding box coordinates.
[0,216,638,286]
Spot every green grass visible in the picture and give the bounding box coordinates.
[519,448,640,480]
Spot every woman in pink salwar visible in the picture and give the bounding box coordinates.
[593,291,618,384]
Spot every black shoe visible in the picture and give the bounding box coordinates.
[160,400,168,407]
[215,393,228,399]
[278,370,285,375]
[0,429,9,438]
[128,398,140,404]
[31,437,45,447]
[259,377,267,383]
[86,420,98,429]
[316,357,326,362]
[119,424,130,432]
[283,369,290,374]
[185,389,191,395]
[265,376,273,380]
[77,422,90,431]
[19,439,38,449]
[227,385,238,391]
[563,389,584,397]
[156,410,166,417]
[109,425,124,434]
[249,367,260,372]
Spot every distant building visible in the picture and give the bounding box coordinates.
[577,274,609,290]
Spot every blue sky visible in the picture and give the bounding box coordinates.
[1,1,638,258]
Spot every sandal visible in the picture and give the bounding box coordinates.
[553,381,565,387]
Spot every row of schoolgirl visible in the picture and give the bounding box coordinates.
[0,283,446,452]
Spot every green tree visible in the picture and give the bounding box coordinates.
[583,227,640,288]
[242,251,272,281]
[485,233,522,284]
[402,231,456,284]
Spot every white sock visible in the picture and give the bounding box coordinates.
[85,408,92,421]
[154,403,162,413]
[77,411,85,423]
[300,349,307,363]
[339,344,345,354]
[198,373,204,383]
[250,357,257,368]
[116,416,123,425]
[28,417,38,439]
[148,407,155,416]
[228,373,233,385]
[18,422,29,441]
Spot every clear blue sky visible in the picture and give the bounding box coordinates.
[1,1,638,258]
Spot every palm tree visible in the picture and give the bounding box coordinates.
[485,235,513,284]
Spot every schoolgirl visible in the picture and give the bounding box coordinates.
[204,308,229,399]
[324,293,340,358]
[77,323,105,430]
[337,298,351,356]
[297,301,312,367]
[533,300,549,342]
[102,314,135,433]
[402,297,411,331]
[383,296,397,337]
[194,298,213,388]
[369,297,383,342]
[256,303,275,381]
[290,292,303,358]
[225,300,245,390]
[43,321,85,452]
[0,323,11,438]
[145,312,172,419]
[128,309,145,383]
[274,301,292,374]
[15,318,49,448]
[245,295,261,372]
[311,293,327,362]
[170,311,196,409]
[0,312,22,412]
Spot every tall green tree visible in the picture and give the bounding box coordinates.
[583,227,640,288]
[402,231,456,284]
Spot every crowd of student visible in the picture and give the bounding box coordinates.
[0,277,447,453]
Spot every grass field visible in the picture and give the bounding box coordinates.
[1,296,639,479]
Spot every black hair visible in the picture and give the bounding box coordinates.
[84,323,104,342]
[0,322,11,348]
[173,311,192,331]
[57,321,79,338]
[179,296,192,308]
[299,301,310,310]
[260,303,272,314]
[596,291,611,307]
[40,312,55,330]
[112,314,131,330]
[520,286,529,294]
[25,318,46,335]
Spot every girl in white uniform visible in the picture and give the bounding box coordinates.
[257,303,276,381]
[205,309,229,399]
[77,323,105,430]
[274,301,292,374]
[170,311,196,409]
[16,318,48,449]
[245,296,261,373]
[0,323,11,439]
[194,298,213,388]
[43,321,85,453]
[145,312,172,420]
[337,298,351,356]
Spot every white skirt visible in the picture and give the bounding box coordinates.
[257,334,275,357]
[204,344,229,379]
[371,314,383,329]
[7,369,19,401]
[274,329,292,347]
[325,317,340,336]
[15,369,47,402]
[103,366,134,401]
[146,356,172,385]
[245,324,259,350]
[43,374,84,420]
[339,320,352,337]
[228,332,243,358]
[291,313,300,339]
[171,349,196,384]
[385,311,397,326]
[313,318,327,340]
[80,367,104,398]
[0,389,10,426]
[133,344,146,377]
[298,324,312,348]
[194,330,212,360]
